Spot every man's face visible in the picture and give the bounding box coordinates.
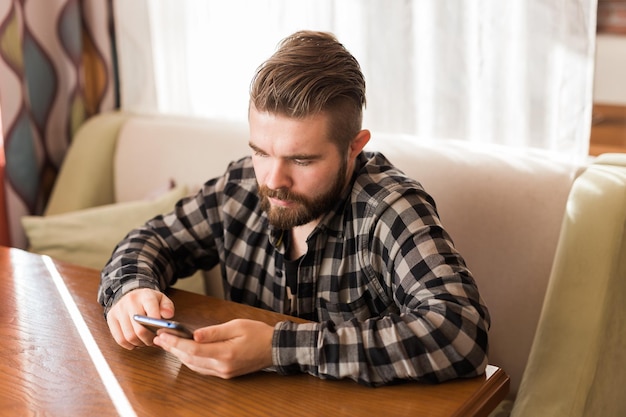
[249,107,349,230]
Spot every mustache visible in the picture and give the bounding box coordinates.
[258,186,306,204]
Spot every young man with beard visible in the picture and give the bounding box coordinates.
[98,30,490,386]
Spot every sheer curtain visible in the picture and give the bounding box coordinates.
[113,0,597,161]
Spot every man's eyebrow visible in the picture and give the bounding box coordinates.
[248,141,323,160]
[248,141,264,153]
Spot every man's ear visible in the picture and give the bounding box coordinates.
[349,129,371,159]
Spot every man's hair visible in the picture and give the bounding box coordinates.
[250,30,366,152]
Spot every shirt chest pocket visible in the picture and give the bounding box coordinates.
[318,294,376,324]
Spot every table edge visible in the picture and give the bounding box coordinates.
[452,367,511,417]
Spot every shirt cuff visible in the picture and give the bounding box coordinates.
[272,320,321,375]
[102,281,161,318]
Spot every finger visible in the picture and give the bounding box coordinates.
[158,294,175,319]
[131,320,158,347]
[135,290,167,319]
[120,313,156,347]
[113,315,151,349]
[108,318,135,350]
[110,290,161,348]
[154,332,193,357]
[154,333,225,377]
[107,302,144,349]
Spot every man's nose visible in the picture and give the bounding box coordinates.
[265,160,292,190]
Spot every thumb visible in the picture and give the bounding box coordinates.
[159,294,175,319]
[194,321,234,343]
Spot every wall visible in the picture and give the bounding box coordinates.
[594,34,626,104]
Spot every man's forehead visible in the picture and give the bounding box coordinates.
[249,111,333,148]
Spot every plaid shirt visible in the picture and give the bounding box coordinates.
[99,151,490,386]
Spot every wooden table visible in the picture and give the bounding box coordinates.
[0,246,509,416]
[590,103,626,156]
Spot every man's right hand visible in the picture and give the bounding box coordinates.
[106,288,175,350]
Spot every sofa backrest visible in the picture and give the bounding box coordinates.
[365,135,582,395]
[114,114,251,202]
[113,114,583,396]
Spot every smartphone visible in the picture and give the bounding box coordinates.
[133,314,194,339]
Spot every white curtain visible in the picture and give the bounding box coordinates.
[113,0,597,161]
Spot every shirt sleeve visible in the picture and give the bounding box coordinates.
[272,187,491,386]
[98,188,221,315]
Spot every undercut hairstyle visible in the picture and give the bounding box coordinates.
[250,30,367,153]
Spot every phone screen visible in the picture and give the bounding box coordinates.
[133,314,194,339]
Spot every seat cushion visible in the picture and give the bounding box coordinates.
[22,185,188,271]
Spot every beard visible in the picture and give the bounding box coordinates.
[259,162,347,229]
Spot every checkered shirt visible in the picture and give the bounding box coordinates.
[99,151,490,386]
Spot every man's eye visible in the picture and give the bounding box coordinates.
[294,159,311,166]
[254,151,268,158]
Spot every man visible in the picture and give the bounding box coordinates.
[98,30,490,387]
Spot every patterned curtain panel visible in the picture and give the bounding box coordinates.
[0,0,118,248]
